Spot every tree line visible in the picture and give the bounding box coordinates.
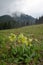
[0,16,43,30]
[35,16,43,24]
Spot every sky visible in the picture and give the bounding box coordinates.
[0,0,43,18]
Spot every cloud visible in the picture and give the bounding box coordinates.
[0,0,14,15]
[8,0,43,17]
[0,0,43,17]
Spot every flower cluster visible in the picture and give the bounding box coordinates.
[17,33,28,45]
[8,33,33,46]
[9,33,16,42]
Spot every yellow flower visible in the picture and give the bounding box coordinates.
[18,33,24,38]
[21,37,27,43]
[24,41,28,46]
[29,38,33,42]
[9,33,16,42]
[10,33,16,39]
[17,33,29,46]
[21,37,28,45]
[9,36,13,42]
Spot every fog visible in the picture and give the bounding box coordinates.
[0,0,43,18]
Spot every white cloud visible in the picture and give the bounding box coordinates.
[9,0,43,17]
[0,0,43,17]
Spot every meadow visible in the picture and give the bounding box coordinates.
[0,24,43,65]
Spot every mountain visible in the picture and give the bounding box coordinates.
[0,15,16,29]
[0,13,36,29]
[0,15,13,22]
[12,12,36,25]
[0,13,36,24]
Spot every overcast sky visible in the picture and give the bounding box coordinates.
[0,0,43,18]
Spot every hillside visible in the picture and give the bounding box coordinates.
[0,13,43,30]
[12,12,35,25]
[0,24,43,65]
[0,13,36,29]
[0,15,13,22]
[0,24,43,42]
[0,14,35,24]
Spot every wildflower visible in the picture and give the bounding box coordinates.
[18,33,24,39]
[17,33,28,45]
[9,33,16,42]
[9,38,14,42]
[21,37,27,43]
[10,33,16,39]
[29,38,33,42]
[24,41,28,46]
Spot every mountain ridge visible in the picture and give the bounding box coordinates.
[0,13,36,29]
[0,13,36,24]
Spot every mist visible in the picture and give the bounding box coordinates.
[0,0,43,18]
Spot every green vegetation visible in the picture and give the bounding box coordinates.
[0,24,43,65]
[0,14,43,30]
[0,24,43,41]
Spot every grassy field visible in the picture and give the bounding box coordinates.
[0,24,43,65]
[0,24,43,42]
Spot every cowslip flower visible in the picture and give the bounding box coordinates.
[9,38,13,42]
[9,33,16,42]
[28,38,33,46]
[17,33,28,45]
[18,33,24,38]
[17,33,24,41]
[29,38,33,42]
[24,40,28,46]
